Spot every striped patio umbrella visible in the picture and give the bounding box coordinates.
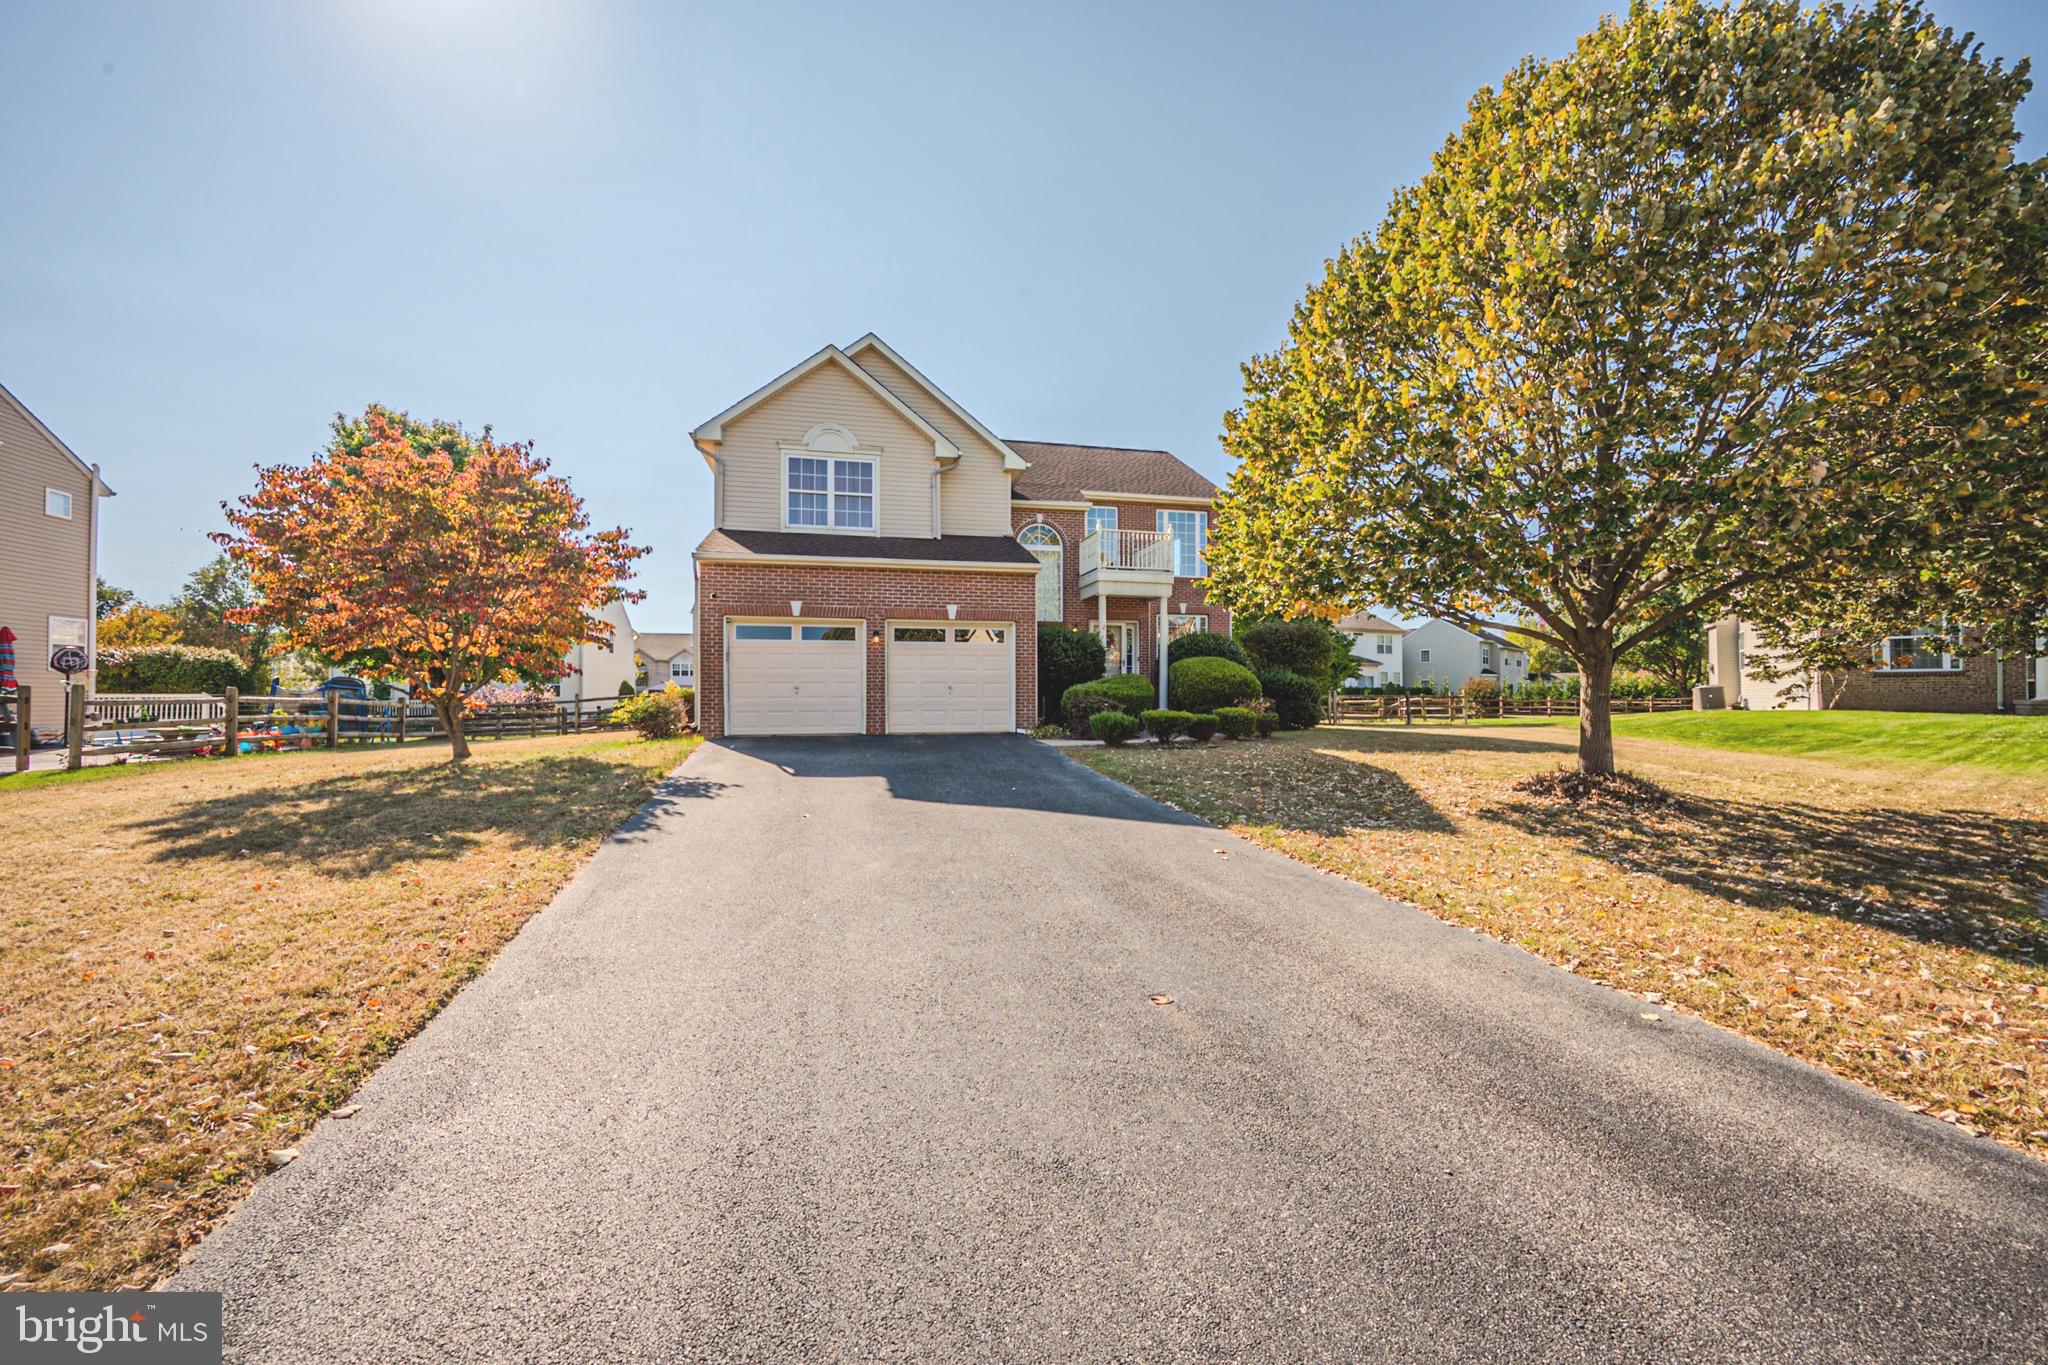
[0,626,16,691]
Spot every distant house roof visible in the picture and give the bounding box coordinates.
[1337,613,1408,635]
[635,631,693,660]
[695,528,1040,567]
[1478,629,1526,651]
[1008,441,1216,503]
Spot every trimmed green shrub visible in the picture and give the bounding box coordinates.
[1089,710,1140,745]
[1166,630,1250,668]
[1168,656,1261,713]
[1186,712,1220,742]
[97,644,253,695]
[1139,709,1195,742]
[1254,711,1280,737]
[1060,674,1156,735]
[1257,668,1322,729]
[1038,624,1108,719]
[1237,619,1334,678]
[1213,706,1257,739]
[618,679,636,697]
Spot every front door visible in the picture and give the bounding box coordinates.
[1101,622,1138,675]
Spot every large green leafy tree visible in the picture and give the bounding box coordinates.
[1208,0,2045,775]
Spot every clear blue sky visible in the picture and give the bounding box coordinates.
[5,0,2044,630]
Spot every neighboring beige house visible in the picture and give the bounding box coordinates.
[1338,612,1408,688]
[1705,616,2044,713]
[1402,618,1529,691]
[557,596,638,709]
[1,381,114,737]
[635,631,694,690]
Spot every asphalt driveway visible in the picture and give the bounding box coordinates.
[173,735,2048,1361]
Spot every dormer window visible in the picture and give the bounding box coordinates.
[781,425,878,533]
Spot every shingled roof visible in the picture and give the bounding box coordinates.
[1007,441,1217,502]
[695,528,1040,566]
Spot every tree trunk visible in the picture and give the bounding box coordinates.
[435,697,470,762]
[1578,635,1616,778]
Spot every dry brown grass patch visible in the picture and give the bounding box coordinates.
[0,733,696,1291]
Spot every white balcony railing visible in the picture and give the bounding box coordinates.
[1079,527,1176,577]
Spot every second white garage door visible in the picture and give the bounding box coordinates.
[886,624,1015,733]
[725,620,865,736]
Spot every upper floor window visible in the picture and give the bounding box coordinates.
[1376,634,1393,656]
[785,455,875,531]
[45,488,73,519]
[1874,630,1960,673]
[1018,523,1063,621]
[669,658,693,682]
[1085,506,1118,538]
[1157,509,1208,578]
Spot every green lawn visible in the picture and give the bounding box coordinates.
[1602,710,2048,776]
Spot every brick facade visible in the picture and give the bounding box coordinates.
[1010,503,1230,681]
[1817,653,2028,714]
[694,560,1037,738]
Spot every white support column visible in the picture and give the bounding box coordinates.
[1156,598,1169,709]
[1097,592,1107,657]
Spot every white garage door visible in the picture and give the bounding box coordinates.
[726,620,865,736]
[887,624,1015,733]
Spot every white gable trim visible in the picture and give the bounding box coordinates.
[0,381,115,494]
[843,333,1029,472]
[690,345,959,461]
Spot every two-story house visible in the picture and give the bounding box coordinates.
[1337,612,1408,689]
[2,381,114,737]
[1402,618,1528,692]
[687,336,1226,737]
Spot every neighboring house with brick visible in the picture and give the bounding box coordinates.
[1337,612,1409,689]
[1402,618,1529,692]
[687,335,1227,737]
[1,381,114,738]
[1705,616,2045,713]
[635,631,695,690]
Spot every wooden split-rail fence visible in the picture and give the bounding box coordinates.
[1328,693,1690,725]
[3,685,628,773]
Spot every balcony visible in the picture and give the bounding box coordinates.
[1078,528,1176,599]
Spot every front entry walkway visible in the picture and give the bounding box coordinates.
[172,736,2048,1362]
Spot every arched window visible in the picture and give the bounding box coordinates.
[1018,524,1063,622]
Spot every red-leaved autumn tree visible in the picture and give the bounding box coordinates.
[216,406,646,761]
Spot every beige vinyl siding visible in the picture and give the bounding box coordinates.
[717,362,939,538]
[848,348,1013,537]
[0,393,97,732]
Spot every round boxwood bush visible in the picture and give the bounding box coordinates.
[1089,710,1140,745]
[1237,619,1335,678]
[1060,674,1156,734]
[1213,706,1258,740]
[1166,630,1250,668]
[1139,709,1195,742]
[1254,710,1280,737]
[1168,656,1261,712]
[1038,624,1108,720]
[1185,712,1219,742]
[1256,668,1322,729]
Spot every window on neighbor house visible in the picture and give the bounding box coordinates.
[45,488,73,519]
[669,659,693,682]
[1018,524,1063,621]
[1167,614,1208,640]
[1419,648,1432,663]
[1085,506,1118,538]
[785,455,875,530]
[1157,509,1208,577]
[1376,634,1393,656]
[1873,630,1961,672]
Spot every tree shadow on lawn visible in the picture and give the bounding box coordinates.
[1478,784,2048,965]
[1143,741,1458,838]
[126,756,732,875]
